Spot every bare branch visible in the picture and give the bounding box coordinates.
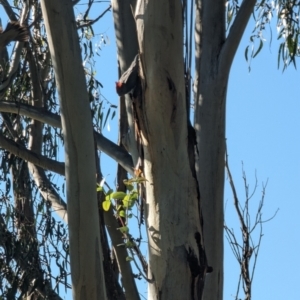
[0,3,29,96]
[0,101,134,174]
[0,0,18,21]
[225,150,246,231]
[28,163,68,222]
[0,133,65,175]
[95,133,134,175]
[0,101,61,127]
[225,148,278,300]
[77,5,112,29]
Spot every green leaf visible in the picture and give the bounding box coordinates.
[292,33,298,69]
[245,45,249,62]
[123,195,132,208]
[126,256,133,261]
[118,226,129,234]
[253,39,263,58]
[95,78,103,88]
[96,186,103,192]
[37,202,44,214]
[103,108,111,129]
[227,7,233,26]
[102,200,111,211]
[125,240,135,248]
[126,183,134,192]
[119,210,126,218]
[5,206,11,224]
[83,43,87,60]
[130,191,138,201]
[111,110,116,120]
[135,177,147,183]
[90,25,95,38]
[89,40,93,57]
[278,43,283,69]
[111,191,127,200]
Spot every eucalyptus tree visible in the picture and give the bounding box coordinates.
[0,0,298,299]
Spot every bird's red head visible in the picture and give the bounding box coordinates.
[115,82,123,89]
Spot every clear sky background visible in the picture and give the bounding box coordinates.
[225,19,300,299]
[1,2,299,299]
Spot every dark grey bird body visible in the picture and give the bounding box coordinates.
[116,54,139,96]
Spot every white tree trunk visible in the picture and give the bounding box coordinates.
[194,0,257,298]
[40,1,106,299]
[135,1,207,299]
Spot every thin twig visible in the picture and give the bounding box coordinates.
[77,5,111,29]
[225,144,279,300]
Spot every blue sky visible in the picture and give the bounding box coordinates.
[1,2,299,299]
[225,18,300,299]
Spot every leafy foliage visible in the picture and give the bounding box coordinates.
[226,0,300,70]
[99,175,147,276]
[0,183,70,298]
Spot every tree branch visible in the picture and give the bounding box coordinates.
[0,3,29,97]
[0,101,61,127]
[0,130,134,187]
[0,133,65,175]
[219,0,256,77]
[0,0,18,21]
[28,163,68,222]
[0,101,134,174]
[94,132,134,175]
[1,115,67,223]
[224,148,277,300]
[77,5,112,29]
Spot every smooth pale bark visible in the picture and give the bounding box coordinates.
[194,0,257,299]
[135,1,207,299]
[194,3,226,296]
[40,1,106,299]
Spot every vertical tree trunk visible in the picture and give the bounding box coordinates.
[194,1,226,299]
[135,1,207,298]
[40,1,106,299]
[194,0,257,298]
